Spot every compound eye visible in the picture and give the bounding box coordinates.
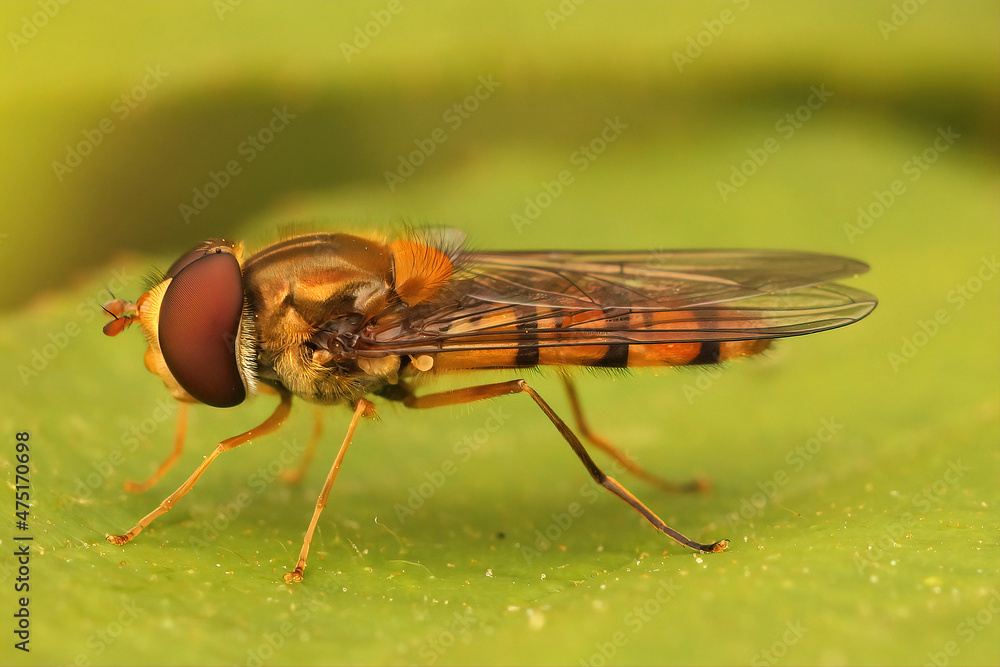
[159,250,247,407]
[165,239,236,278]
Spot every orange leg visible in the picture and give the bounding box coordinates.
[560,376,709,493]
[403,379,728,554]
[107,389,293,546]
[282,406,324,485]
[284,398,376,583]
[124,402,189,494]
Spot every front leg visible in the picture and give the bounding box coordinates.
[108,388,293,546]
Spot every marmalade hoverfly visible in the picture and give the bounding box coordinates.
[101,228,876,582]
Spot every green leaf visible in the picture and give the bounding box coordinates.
[2,2,998,666]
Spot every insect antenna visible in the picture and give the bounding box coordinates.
[100,285,141,337]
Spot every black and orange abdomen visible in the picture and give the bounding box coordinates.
[424,306,772,372]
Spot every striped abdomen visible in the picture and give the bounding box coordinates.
[411,306,771,372]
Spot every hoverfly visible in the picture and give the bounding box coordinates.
[101,229,876,582]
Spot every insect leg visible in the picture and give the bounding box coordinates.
[106,389,293,546]
[560,376,709,493]
[123,402,189,494]
[403,379,728,554]
[285,398,376,583]
[282,406,324,485]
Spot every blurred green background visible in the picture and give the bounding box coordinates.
[1,2,998,666]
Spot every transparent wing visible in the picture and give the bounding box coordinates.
[355,248,877,356]
[461,249,872,309]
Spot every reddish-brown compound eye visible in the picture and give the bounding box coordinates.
[165,239,235,278]
[158,250,247,407]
